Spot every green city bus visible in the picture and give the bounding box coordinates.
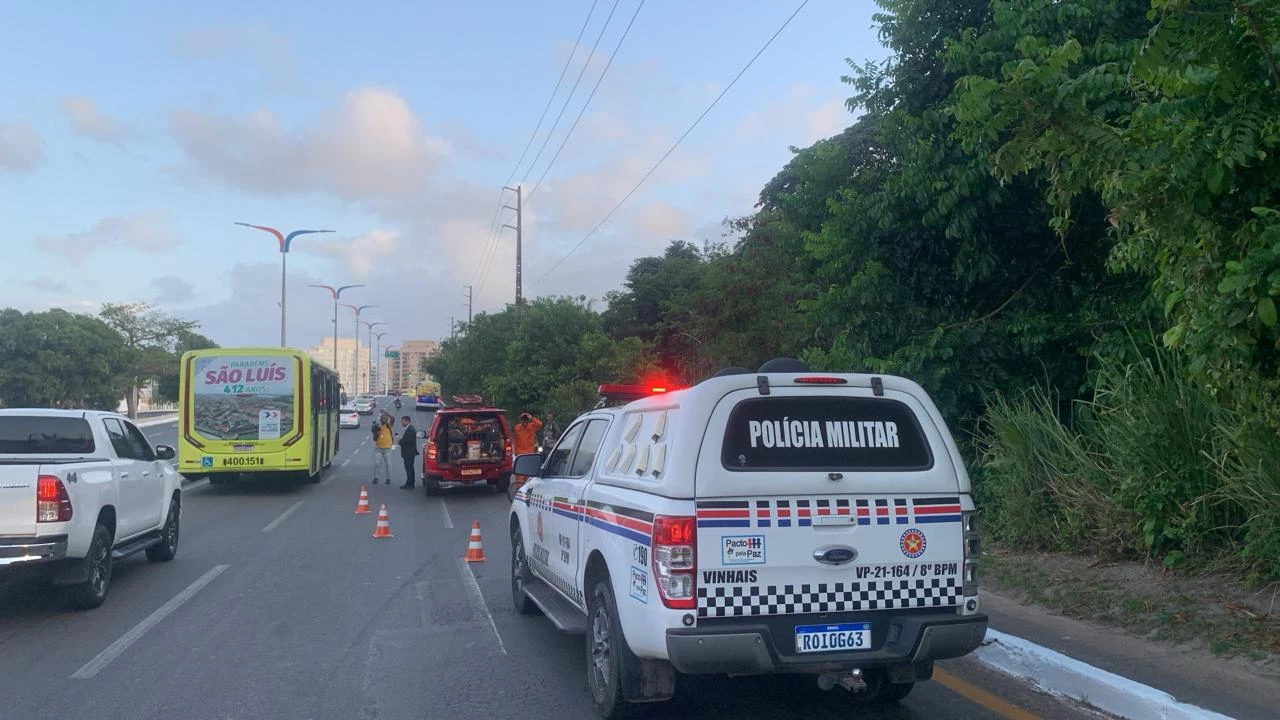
[178,347,340,483]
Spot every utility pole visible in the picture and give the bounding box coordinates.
[462,284,473,328]
[450,316,456,340]
[502,184,523,321]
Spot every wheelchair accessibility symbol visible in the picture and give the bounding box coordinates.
[201,456,214,468]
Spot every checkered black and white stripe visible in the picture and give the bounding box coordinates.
[697,578,962,618]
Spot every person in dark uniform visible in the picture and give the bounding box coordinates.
[397,415,418,489]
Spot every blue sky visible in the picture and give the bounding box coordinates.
[0,0,886,351]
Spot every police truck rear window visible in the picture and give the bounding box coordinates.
[721,397,932,471]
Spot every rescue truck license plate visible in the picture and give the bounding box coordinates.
[794,622,871,654]
[460,468,482,476]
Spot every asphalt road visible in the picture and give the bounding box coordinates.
[0,407,1104,720]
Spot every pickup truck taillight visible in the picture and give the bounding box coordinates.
[652,515,696,609]
[37,475,73,523]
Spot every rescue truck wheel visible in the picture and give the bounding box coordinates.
[424,474,441,496]
[586,579,645,719]
[510,526,539,615]
[495,473,511,494]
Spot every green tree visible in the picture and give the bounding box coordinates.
[99,302,199,418]
[947,0,1280,417]
[0,308,127,409]
[155,329,220,403]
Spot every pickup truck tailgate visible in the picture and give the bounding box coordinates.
[0,465,38,536]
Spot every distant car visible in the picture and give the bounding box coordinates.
[354,398,374,415]
[420,395,513,496]
[340,405,360,428]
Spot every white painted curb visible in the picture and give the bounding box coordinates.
[976,629,1235,720]
[136,414,178,428]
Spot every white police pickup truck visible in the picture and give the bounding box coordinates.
[508,359,986,718]
[0,409,183,609]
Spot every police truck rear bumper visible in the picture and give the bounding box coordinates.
[665,613,987,675]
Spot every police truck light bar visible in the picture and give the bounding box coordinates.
[597,384,678,404]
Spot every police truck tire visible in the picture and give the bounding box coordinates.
[586,579,646,719]
[510,526,539,615]
[68,523,113,610]
[878,682,914,703]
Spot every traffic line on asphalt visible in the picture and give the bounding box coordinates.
[439,499,454,529]
[456,558,506,655]
[71,564,229,680]
[262,501,305,532]
[934,668,1040,720]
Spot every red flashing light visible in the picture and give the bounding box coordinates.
[794,376,848,385]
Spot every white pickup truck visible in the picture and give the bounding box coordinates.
[0,409,182,609]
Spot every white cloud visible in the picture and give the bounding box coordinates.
[34,213,178,264]
[151,275,195,305]
[627,201,695,241]
[27,275,70,293]
[60,96,140,145]
[174,23,299,90]
[0,121,45,174]
[170,88,450,207]
[300,228,400,280]
[736,83,850,147]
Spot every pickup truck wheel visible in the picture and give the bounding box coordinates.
[878,682,914,703]
[510,527,539,614]
[68,524,113,610]
[424,474,441,496]
[146,498,180,562]
[586,579,645,719]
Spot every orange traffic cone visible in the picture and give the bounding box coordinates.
[355,485,371,514]
[373,504,393,538]
[464,521,486,562]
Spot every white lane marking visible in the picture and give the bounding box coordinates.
[456,558,507,655]
[72,564,229,679]
[439,499,454,529]
[340,457,352,468]
[262,501,305,532]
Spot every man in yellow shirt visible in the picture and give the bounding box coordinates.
[373,414,394,484]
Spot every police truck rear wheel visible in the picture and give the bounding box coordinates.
[586,579,644,719]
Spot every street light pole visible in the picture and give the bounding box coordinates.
[309,284,364,374]
[343,304,376,393]
[236,223,335,346]
[373,331,390,394]
[362,321,387,394]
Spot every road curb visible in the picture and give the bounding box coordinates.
[975,629,1234,720]
[136,414,178,428]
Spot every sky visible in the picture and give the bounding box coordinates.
[0,0,887,353]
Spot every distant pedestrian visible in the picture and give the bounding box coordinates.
[398,415,418,490]
[373,414,394,484]
[541,412,561,449]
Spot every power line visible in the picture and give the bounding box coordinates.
[519,0,622,184]
[530,0,811,288]
[468,1,602,294]
[506,0,600,189]
[525,0,645,205]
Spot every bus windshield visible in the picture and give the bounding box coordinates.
[192,354,297,440]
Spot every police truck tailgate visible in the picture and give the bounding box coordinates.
[692,386,965,650]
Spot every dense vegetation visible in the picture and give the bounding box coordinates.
[429,0,1280,581]
[0,303,215,417]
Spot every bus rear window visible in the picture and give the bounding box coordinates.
[191,354,297,440]
[721,396,933,472]
[0,416,96,454]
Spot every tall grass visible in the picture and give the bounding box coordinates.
[977,340,1276,579]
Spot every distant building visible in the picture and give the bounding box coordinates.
[386,339,439,393]
[308,337,371,396]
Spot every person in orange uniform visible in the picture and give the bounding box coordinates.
[511,412,543,500]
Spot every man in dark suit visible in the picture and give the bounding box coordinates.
[397,415,418,489]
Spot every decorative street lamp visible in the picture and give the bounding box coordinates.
[373,331,390,395]
[309,284,364,376]
[361,320,387,394]
[343,304,376,393]
[236,223,335,346]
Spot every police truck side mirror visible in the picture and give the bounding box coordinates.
[513,453,544,477]
[154,445,176,461]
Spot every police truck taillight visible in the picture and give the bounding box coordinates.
[36,474,73,523]
[651,515,696,609]
[962,510,980,599]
